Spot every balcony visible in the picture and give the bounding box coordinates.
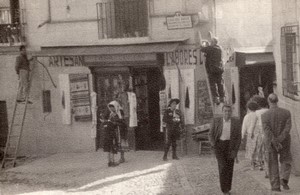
[0,8,25,46]
[96,0,148,39]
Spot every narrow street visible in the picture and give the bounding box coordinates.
[1,151,299,195]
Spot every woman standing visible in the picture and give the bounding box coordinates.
[242,101,259,169]
[162,98,184,161]
[253,97,269,176]
[101,101,126,167]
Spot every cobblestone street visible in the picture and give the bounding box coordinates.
[1,151,299,195]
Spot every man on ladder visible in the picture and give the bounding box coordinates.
[15,45,33,104]
[201,37,225,105]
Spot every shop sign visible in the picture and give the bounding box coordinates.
[84,54,156,64]
[48,56,84,67]
[164,48,200,66]
[166,12,193,30]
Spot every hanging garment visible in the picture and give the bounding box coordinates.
[127,92,138,127]
[232,84,236,105]
[185,87,190,108]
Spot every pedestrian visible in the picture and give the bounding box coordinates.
[253,97,269,176]
[242,101,259,170]
[162,98,184,161]
[209,104,241,195]
[15,45,33,104]
[101,100,126,167]
[261,93,292,192]
[201,37,225,105]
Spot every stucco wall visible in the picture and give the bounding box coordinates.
[0,54,95,156]
[272,0,300,174]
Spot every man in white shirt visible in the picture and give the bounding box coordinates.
[209,104,241,195]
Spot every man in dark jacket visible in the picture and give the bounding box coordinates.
[262,93,292,192]
[15,45,32,103]
[201,37,225,105]
[209,104,241,195]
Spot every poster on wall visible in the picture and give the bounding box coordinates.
[159,90,167,132]
[69,74,92,121]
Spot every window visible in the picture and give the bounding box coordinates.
[281,25,300,100]
[0,0,24,45]
[96,0,148,39]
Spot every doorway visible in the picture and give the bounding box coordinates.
[239,64,275,118]
[132,67,163,151]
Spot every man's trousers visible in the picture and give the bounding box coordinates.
[215,140,235,193]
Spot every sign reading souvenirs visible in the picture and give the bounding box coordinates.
[48,56,84,67]
[166,12,193,30]
[69,74,92,121]
[164,48,200,66]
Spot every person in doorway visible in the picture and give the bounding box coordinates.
[162,98,184,161]
[242,101,259,170]
[201,37,225,105]
[101,101,126,167]
[209,104,241,195]
[262,94,292,192]
[15,45,33,104]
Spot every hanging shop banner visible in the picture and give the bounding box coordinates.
[159,90,168,132]
[69,74,92,121]
[181,69,195,124]
[164,69,180,100]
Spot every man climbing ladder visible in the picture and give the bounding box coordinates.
[15,45,33,104]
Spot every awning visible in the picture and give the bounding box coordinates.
[235,47,275,66]
[33,40,186,57]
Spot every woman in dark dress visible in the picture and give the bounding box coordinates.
[162,98,184,161]
[101,101,126,167]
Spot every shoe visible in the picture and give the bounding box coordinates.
[223,192,231,195]
[271,188,281,192]
[27,100,33,104]
[215,97,220,105]
[220,97,225,103]
[108,162,119,167]
[172,156,179,160]
[163,156,168,161]
[265,173,269,179]
[281,179,290,190]
[17,99,25,103]
[119,158,125,164]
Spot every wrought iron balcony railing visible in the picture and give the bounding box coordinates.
[96,0,148,39]
[0,8,25,46]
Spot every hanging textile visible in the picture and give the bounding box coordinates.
[185,87,190,108]
[232,84,236,105]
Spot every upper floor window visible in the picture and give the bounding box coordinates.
[96,0,148,39]
[0,0,24,46]
[281,25,300,100]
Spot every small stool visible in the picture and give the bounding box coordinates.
[198,140,211,155]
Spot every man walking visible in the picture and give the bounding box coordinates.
[15,45,32,104]
[262,93,292,192]
[201,37,225,105]
[209,104,241,195]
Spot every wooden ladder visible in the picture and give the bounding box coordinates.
[1,68,34,169]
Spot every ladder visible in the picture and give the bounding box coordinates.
[1,67,34,169]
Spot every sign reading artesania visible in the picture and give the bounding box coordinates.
[166,12,193,30]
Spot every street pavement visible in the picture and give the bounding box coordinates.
[0,150,300,195]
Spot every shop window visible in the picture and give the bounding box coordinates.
[281,25,300,100]
[96,0,148,39]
